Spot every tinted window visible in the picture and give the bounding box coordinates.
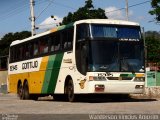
[91,24,141,40]
[39,38,49,54]
[76,24,89,41]
[33,41,39,56]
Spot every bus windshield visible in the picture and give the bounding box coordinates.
[88,24,144,73]
[76,23,144,74]
[88,41,144,72]
[91,24,141,40]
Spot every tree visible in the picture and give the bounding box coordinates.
[0,31,31,56]
[62,0,107,25]
[145,31,160,63]
[149,0,160,21]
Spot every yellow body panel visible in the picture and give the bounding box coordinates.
[9,73,28,93]
[29,56,49,93]
[8,56,49,94]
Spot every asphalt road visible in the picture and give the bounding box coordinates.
[0,93,160,120]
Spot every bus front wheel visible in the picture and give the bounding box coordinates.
[65,79,76,102]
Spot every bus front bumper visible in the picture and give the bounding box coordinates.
[87,81,145,94]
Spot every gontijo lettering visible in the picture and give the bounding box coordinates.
[22,61,38,70]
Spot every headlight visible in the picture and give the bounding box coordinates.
[134,77,145,82]
[89,76,106,81]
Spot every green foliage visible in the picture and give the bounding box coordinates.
[149,0,160,21]
[62,0,107,25]
[0,31,31,56]
[145,31,160,63]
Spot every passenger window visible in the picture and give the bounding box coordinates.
[49,35,56,52]
[25,44,30,58]
[55,34,60,51]
[61,31,68,49]
[19,46,23,60]
[39,38,48,54]
[67,29,73,49]
[34,41,39,56]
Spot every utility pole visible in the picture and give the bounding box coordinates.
[30,0,36,36]
[125,0,129,21]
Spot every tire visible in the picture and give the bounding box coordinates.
[65,79,76,102]
[22,81,30,100]
[17,83,23,100]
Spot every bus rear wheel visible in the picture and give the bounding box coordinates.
[17,83,23,100]
[22,81,30,100]
[65,79,76,102]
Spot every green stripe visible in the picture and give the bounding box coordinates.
[47,53,64,93]
[41,55,56,93]
[41,53,64,94]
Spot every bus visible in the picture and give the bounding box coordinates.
[8,19,145,102]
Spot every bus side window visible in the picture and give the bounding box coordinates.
[61,31,68,50]
[34,41,39,56]
[28,43,33,57]
[76,24,89,41]
[39,38,48,54]
[19,46,23,60]
[55,34,60,51]
[49,35,55,52]
[24,44,29,58]
[61,28,73,51]
[10,47,14,62]
[67,28,73,49]
[22,43,33,59]
[15,46,20,61]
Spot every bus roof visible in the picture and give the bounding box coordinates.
[74,19,140,26]
[10,19,140,46]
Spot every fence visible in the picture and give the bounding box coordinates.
[141,71,160,98]
[146,71,160,87]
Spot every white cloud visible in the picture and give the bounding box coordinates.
[38,16,62,29]
[136,16,145,21]
[105,6,133,20]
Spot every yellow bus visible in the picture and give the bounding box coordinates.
[8,19,145,102]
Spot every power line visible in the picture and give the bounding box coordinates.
[105,0,151,14]
[36,0,54,20]
[0,0,48,23]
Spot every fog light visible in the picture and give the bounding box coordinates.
[135,85,144,89]
[95,84,105,92]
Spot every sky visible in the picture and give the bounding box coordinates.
[0,0,159,38]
